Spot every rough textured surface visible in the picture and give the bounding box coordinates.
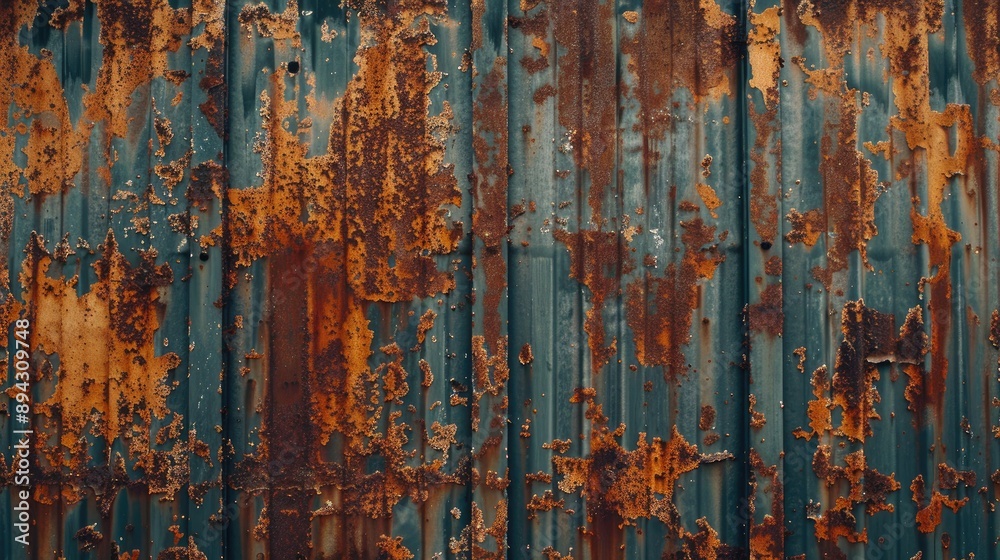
[2,0,999,559]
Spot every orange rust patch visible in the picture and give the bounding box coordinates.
[376,535,414,560]
[696,183,722,219]
[794,366,833,441]
[553,388,725,555]
[84,0,192,145]
[0,4,84,202]
[238,0,301,45]
[526,490,565,519]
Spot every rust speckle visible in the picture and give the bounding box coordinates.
[749,283,783,337]
[749,394,767,428]
[416,308,436,344]
[75,524,104,552]
[519,342,534,365]
[238,0,301,45]
[699,405,716,431]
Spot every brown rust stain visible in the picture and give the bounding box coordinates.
[795,1,971,425]
[555,229,634,369]
[698,405,716,431]
[470,59,510,526]
[551,0,617,222]
[625,219,725,379]
[519,343,534,365]
[962,0,1000,86]
[748,103,781,247]
[749,283,783,337]
[623,0,739,115]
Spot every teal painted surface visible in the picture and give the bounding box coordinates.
[0,1,998,559]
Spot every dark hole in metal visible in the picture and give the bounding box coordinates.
[199,252,210,261]
[287,60,300,74]
[760,241,772,250]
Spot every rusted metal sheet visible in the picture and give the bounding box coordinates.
[1,0,999,559]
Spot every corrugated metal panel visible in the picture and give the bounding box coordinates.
[1,1,998,559]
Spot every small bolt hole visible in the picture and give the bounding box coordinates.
[760,241,772,250]
[199,252,210,261]
[287,60,300,74]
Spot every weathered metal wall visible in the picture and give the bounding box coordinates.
[1,0,998,559]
